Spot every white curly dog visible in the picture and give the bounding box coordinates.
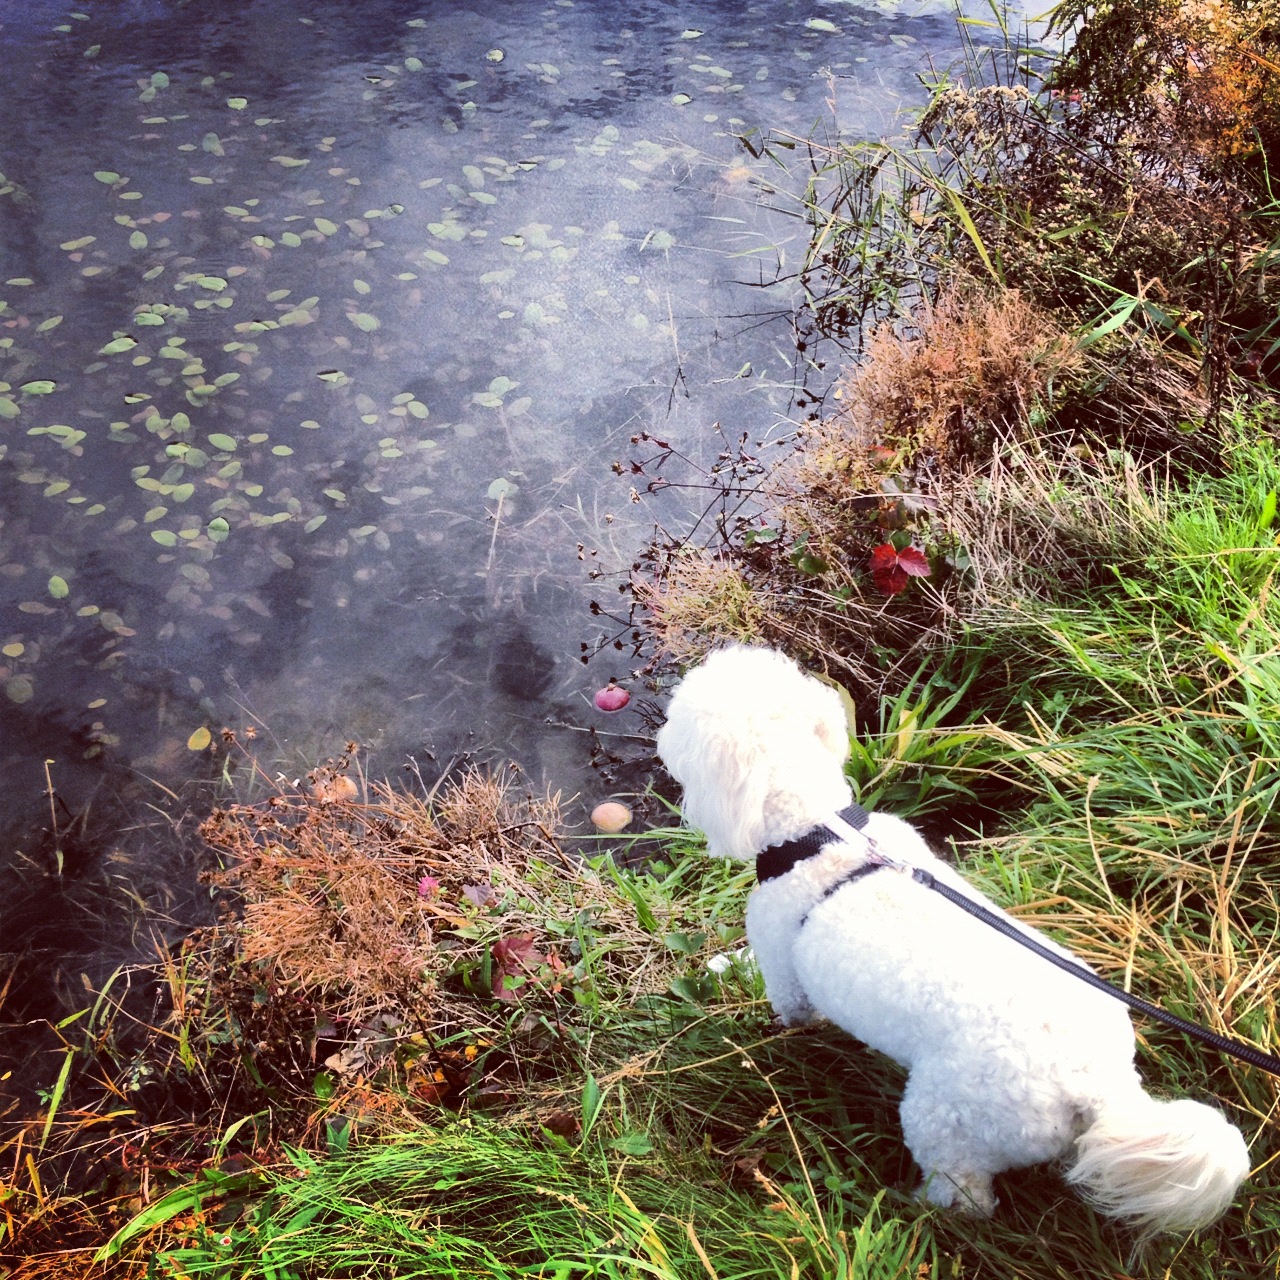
[656,644,1250,1234]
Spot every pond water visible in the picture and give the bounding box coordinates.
[0,0,967,958]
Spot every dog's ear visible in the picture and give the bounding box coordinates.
[809,676,854,763]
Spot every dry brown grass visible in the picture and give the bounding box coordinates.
[202,764,685,1033]
[633,289,1080,690]
[632,551,772,664]
[812,288,1083,473]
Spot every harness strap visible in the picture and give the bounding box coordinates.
[800,859,886,925]
[755,802,870,883]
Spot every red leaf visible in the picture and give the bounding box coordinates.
[872,564,909,595]
[869,543,899,573]
[897,546,931,577]
[493,935,542,969]
[492,934,546,1002]
[869,543,930,595]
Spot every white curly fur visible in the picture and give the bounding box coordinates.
[656,644,1251,1234]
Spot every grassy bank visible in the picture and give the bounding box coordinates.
[7,0,1280,1276]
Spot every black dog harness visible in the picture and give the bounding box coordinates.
[755,801,875,884]
[755,803,1280,1078]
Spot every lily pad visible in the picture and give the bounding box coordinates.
[5,675,34,704]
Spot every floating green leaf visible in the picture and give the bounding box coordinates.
[805,17,840,32]
[99,336,137,355]
[37,316,63,332]
[20,380,55,395]
[207,516,230,542]
[5,675,33,704]
[226,96,248,109]
[48,575,69,599]
[347,312,380,332]
[93,170,120,184]
[187,726,212,751]
[207,433,237,451]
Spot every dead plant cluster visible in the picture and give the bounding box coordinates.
[202,765,686,1036]
[1055,0,1280,166]
[920,0,1280,410]
[633,290,1081,695]
[796,289,1081,481]
[1,761,730,1269]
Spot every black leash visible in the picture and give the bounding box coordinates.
[758,808,1280,1078]
[909,866,1280,1078]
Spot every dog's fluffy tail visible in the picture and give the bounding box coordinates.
[1065,1094,1249,1235]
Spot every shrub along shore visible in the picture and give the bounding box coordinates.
[5,2,1280,1275]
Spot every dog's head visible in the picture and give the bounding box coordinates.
[655,645,853,859]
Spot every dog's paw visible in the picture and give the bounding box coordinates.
[773,1003,822,1029]
[915,1172,997,1218]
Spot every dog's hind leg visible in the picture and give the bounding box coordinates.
[899,1069,999,1217]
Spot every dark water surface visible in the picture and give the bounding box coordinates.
[0,0,961,963]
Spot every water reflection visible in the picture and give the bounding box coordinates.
[0,0,963,933]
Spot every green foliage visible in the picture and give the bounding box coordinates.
[127,1119,939,1280]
